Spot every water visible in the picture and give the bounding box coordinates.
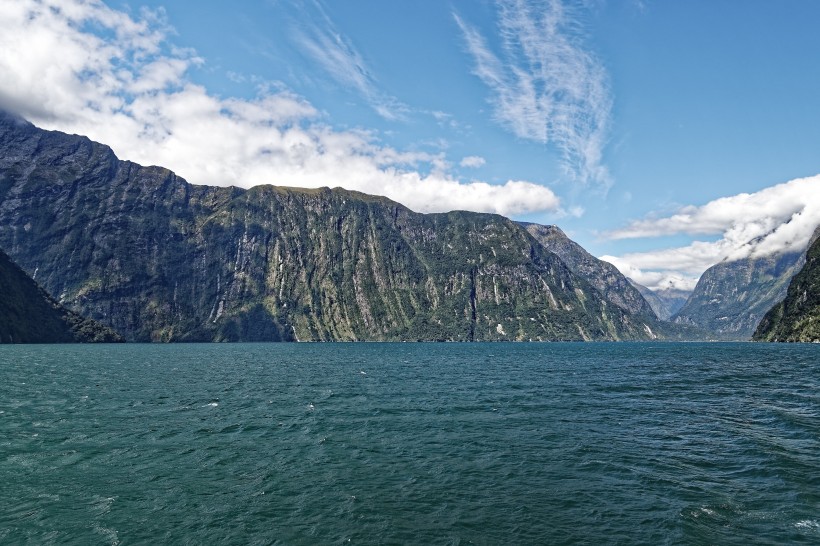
[1,342,818,545]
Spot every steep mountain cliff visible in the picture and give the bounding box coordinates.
[0,248,122,343]
[0,111,660,342]
[521,223,658,318]
[672,250,806,340]
[754,227,820,342]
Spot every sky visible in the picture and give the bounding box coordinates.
[1,0,819,292]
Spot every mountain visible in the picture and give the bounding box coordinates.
[753,226,820,342]
[0,247,122,343]
[0,111,662,342]
[516,223,705,338]
[521,223,658,319]
[629,280,690,321]
[671,250,806,340]
[520,224,711,340]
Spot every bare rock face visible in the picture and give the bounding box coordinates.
[0,247,122,343]
[754,226,820,342]
[522,223,657,318]
[672,251,806,340]
[0,111,661,342]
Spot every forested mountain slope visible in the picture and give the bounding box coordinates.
[754,226,820,342]
[0,111,661,342]
[0,247,122,343]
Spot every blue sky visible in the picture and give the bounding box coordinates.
[1,0,819,290]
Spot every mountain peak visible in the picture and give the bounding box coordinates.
[522,222,658,319]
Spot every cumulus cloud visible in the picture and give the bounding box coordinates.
[598,255,700,292]
[601,175,820,290]
[455,0,612,188]
[0,0,561,216]
[460,155,486,168]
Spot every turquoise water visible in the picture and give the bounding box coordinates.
[1,342,818,545]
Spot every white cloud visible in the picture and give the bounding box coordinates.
[566,206,585,219]
[455,0,612,188]
[291,2,408,121]
[460,155,486,168]
[601,175,820,290]
[598,256,699,292]
[0,0,562,217]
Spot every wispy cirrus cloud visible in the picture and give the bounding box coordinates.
[291,1,408,121]
[455,0,612,188]
[0,0,561,217]
[600,175,820,290]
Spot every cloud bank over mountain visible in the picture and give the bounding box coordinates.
[601,175,820,290]
[0,0,560,217]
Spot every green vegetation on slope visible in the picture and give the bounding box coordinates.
[671,251,806,340]
[0,248,123,343]
[0,111,661,342]
[754,227,820,342]
[521,223,657,318]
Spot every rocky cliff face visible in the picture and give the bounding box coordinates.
[0,248,122,343]
[521,223,657,318]
[0,111,661,342]
[672,250,806,340]
[754,226,820,342]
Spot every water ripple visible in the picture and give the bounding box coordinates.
[0,342,818,544]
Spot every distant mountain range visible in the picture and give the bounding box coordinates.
[628,281,690,321]
[0,248,122,343]
[754,227,820,342]
[1,109,814,343]
[670,250,807,340]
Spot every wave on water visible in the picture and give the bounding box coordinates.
[0,342,817,544]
